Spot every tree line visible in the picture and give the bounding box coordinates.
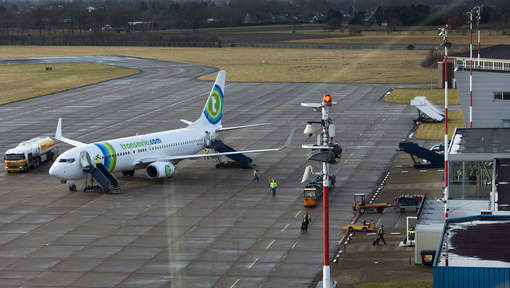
[0,0,508,44]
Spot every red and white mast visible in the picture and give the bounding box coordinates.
[440,24,450,219]
[475,6,481,68]
[469,9,473,128]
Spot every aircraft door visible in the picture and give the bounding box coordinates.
[80,151,92,168]
[204,131,212,147]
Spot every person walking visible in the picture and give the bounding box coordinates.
[269,177,278,197]
[301,212,312,232]
[372,224,386,246]
[253,169,259,183]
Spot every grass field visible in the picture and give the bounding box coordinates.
[385,88,460,105]
[0,46,434,84]
[0,63,138,105]
[414,111,464,140]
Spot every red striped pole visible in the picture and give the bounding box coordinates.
[323,177,330,287]
[469,10,473,128]
[322,94,332,288]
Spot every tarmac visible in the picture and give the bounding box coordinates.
[0,56,416,287]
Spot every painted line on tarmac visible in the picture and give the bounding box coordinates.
[230,279,240,288]
[281,224,289,232]
[248,258,259,269]
[291,241,297,249]
[266,239,276,249]
[295,210,302,218]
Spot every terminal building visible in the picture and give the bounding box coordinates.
[433,215,510,288]
[454,45,510,128]
[414,128,510,265]
[414,47,510,266]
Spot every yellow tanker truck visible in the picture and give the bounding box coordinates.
[4,137,58,172]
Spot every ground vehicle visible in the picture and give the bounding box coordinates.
[303,175,335,207]
[343,220,376,232]
[393,194,423,212]
[352,193,390,213]
[4,137,57,172]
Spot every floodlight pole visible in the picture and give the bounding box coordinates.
[440,24,449,219]
[300,96,336,288]
[469,9,473,128]
[321,99,331,288]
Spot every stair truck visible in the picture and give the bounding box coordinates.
[4,137,57,172]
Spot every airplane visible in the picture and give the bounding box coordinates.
[49,70,295,191]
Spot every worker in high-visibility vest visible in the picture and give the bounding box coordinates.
[253,169,259,183]
[301,212,312,232]
[372,225,386,246]
[94,155,100,165]
[270,178,278,197]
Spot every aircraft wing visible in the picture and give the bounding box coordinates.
[216,123,270,132]
[138,128,295,164]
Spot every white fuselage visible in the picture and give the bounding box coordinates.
[49,125,211,180]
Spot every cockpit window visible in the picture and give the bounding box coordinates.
[59,158,75,163]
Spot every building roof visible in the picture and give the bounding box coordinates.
[449,128,510,161]
[434,215,510,268]
[455,45,510,60]
[417,199,488,228]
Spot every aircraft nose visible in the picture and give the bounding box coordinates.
[49,163,61,178]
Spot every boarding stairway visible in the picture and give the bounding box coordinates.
[80,152,119,193]
[410,96,444,123]
[211,140,253,168]
[398,142,444,169]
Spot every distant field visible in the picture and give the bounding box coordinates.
[414,111,464,140]
[0,63,138,105]
[385,88,460,105]
[286,29,510,46]
[0,46,434,84]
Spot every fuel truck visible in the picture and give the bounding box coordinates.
[4,137,57,172]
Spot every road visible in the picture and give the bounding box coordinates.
[0,56,415,287]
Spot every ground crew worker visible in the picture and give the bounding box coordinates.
[205,148,209,154]
[301,212,312,232]
[269,178,278,197]
[372,224,386,246]
[94,154,100,165]
[456,169,462,182]
[253,169,259,183]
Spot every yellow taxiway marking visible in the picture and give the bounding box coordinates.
[266,239,276,249]
[248,258,259,269]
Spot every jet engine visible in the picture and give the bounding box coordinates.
[145,162,175,179]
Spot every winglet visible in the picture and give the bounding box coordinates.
[56,118,62,140]
[54,118,86,147]
[281,128,296,149]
